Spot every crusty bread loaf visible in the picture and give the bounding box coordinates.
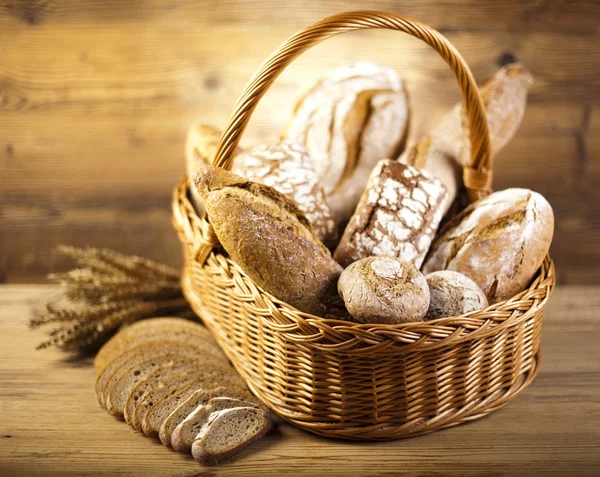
[432,63,533,166]
[171,397,258,453]
[334,160,448,269]
[94,317,223,373]
[191,407,273,465]
[185,123,243,214]
[338,257,430,324]
[283,62,410,226]
[232,141,338,248]
[424,270,488,320]
[194,164,346,318]
[423,188,554,303]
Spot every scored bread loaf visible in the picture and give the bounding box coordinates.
[334,160,448,269]
[423,188,554,303]
[433,63,533,166]
[191,407,273,465]
[171,397,259,453]
[338,257,430,324]
[194,164,346,318]
[94,317,224,373]
[283,62,410,226]
[424,270,488,320]
[232,141,338,248]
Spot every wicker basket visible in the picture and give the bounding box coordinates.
[172,11,555,440]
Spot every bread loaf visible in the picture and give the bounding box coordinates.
[424,270,488,320]
[337,257,429,324]
[232,141,338,247]
[423,188,554,303]
[283,62,410,226]
[334,160,448,269]
[432,63,533,166]
[193,164,346,317]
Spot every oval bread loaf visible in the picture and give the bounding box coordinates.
[338,256,429,324]
[193,164,346,318]
[283,62,410,226]
[424,270,488,321]
[422,188,554,303]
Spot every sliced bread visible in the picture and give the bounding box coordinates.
[141,378,251,438]
[191,407,272,464]
[107,354,229,419]
[171,397,259,453]
[94,317,224,373]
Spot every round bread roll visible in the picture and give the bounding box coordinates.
[424,271,488,321]
[337,256,429,324]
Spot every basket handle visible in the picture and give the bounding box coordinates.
[211,10,492,200]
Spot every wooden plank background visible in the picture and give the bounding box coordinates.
[1,0,599,284]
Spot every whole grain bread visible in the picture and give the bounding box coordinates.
[191,406,273,465]
[422,188,554,303]
[334,160,448,269]
[338,257,430,324]
[171,397,259,453]
[193,165,346,318]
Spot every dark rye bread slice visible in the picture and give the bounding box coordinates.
[141,378,251,438]
[107,354,231,419]
[191,407,273,465]
[171,397,259,453]
[95,340,228,407]
[95,318,224,373]
[159,387,259,448]
[131,366,245,432]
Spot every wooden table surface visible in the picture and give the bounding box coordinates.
[1,285,599,476]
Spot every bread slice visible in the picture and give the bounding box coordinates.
[95,318,225,373]
[141,378,250,438]
[130,366,245,432]
[171,397,259,453]
[191,407,272,464]
[95,340,228,407]
[159,386,258,448]
[107,354,229,419]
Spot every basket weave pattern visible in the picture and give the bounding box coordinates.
[172,11,556,440]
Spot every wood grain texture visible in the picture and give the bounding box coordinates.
[0,285,599,476]
[0,0,599,283]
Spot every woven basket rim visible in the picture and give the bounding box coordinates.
[173,178,555,352]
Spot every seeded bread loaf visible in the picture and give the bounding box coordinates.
[232,141,338,248]
[191,407,273,465]
[423,188,554,303]
[171,397,259,453]
[95,317,224,373]
[424,270,488,320]
[334,160,448,269]
[433,63,533,166]
[338,257,430,324]
[194,164,346,318]
[283,62,410,226]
